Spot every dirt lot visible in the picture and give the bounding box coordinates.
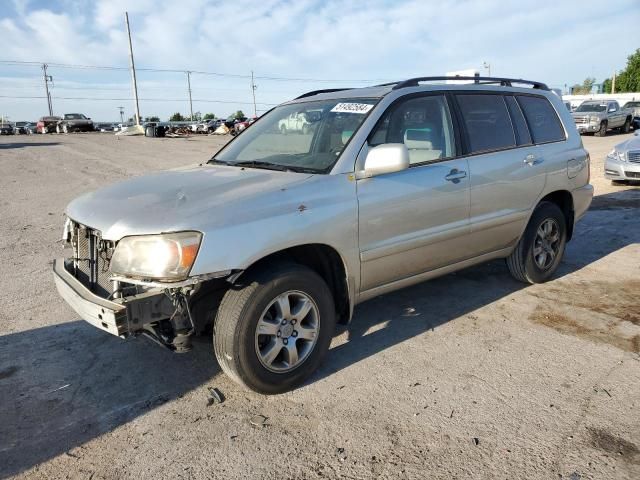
[0,131,638,480]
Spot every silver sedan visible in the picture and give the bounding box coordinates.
[605,132,640,183]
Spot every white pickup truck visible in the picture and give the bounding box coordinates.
[571,100,633,136]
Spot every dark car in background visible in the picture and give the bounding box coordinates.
[623,101,640,129]
[37,116,61,134]
[56,113,95,133]
[0,123,14,135]
[13,122,30,134]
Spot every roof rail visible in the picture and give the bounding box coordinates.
[392,76,549,91]
[295,88,353,99]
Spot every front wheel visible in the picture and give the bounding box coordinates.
[506,202,567,284]
[213,264,335,394]
[594,121,607,137]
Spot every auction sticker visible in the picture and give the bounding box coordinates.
[331,103,374,114]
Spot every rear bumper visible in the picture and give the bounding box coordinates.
[53,258,129,337]
[573,184,593,222]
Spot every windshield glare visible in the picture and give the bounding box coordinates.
[212,98,377,173]
[576,103,606,112]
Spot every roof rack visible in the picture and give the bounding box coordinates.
[391,76,549,91]
[295,88,353,99]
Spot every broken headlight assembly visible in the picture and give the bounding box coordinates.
[110,231,202,281]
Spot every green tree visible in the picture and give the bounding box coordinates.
[602,78,612,94]
[234,110,245,120]
[571,77,596,95]
[145,116,160,122]
[170,112,185,122]
[615,48,640,93]
[203,113,216,120]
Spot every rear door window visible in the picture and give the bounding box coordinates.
[455,94,516,154]
[516,95,565,144]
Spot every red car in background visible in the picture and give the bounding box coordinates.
[36,116,61,134]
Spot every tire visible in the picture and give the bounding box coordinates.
[594,121,607,137]
[214,263,336,394]
[621,118,631,134]
[506,201,567,284]
[280,124,287,135]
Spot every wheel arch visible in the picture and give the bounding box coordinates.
[539,190,575,240]
[232,243,352,325]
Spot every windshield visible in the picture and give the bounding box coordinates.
[624,102,640,108]
[575,103,606,112]
[64,114,86,120]
[212,98,377,173]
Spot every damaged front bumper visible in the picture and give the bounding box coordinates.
[53,258,175,338]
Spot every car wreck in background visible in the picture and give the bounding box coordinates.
[36,116,61,134]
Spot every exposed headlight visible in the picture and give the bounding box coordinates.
[589,116,600,123]
[110,231,202,281]
[607,149,625,162]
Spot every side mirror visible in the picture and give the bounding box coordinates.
[359,143,410,178]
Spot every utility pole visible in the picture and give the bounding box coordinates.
[125,12,141,126]
[251,70,257,117]
[186,71,194,121]
[611,70,616,94]
[118,106,125,124]
[42,64,53,116]
[483,61,491,77]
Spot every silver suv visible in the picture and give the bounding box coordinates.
[53,76,593,394]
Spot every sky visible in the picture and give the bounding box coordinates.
[0,0,638,122]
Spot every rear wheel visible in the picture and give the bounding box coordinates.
[506,202,567,284]
[213,263,335,394]
[621,118,631,134]
[594,121,607,137]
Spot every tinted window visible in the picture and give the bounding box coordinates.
[369,95,455,165]
[517,95,565,144]
[455,94,515,153]
[505,96,532,146]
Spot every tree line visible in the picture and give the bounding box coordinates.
[571,49,640,94]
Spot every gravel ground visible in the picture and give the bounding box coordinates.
[0,131,638,480]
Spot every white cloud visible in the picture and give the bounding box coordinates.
[1,0,639,121]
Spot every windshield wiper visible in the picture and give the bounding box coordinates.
[208,158,318,173]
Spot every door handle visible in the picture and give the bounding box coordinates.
[524,154,543,166]
[445,169,467,183]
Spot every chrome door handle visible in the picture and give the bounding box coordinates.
[445,169,467,183]
[524,154,543,166]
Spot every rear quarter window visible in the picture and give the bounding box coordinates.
[516,95,565,144]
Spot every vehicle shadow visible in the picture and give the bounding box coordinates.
[0,327,217,478]
[0,142,60,149]
[312,187,640,382]
[0,189,637,478]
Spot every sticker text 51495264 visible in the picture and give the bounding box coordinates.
[330,103,374,114]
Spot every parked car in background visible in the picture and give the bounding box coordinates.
[13,121,30,134]
[0,123,14,135]
[37,116,61,134]
[278,111,311,134]
[622,101,640,129]
[24,122,38,134]
[56,113,95,133]
[53,76,592,394]
[96,123,116,132]
[571,100,633,136]
[605,131,640,184]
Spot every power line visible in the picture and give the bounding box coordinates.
[0,59,391,83]
[0,94,279,105]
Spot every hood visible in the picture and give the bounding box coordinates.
[572,110,604,117]
[615,134,640,152]
[66,165,313,240]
